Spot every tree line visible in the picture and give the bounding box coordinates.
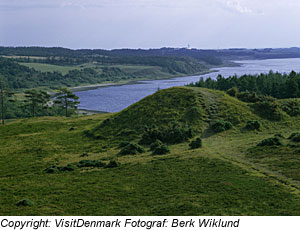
[0,81,80,125]
[189,70,300,99]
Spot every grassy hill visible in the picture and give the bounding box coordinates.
[1,87,300,215]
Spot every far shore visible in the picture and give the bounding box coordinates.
[68,69,217,93]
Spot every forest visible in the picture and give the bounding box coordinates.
[190,70,300,99]
[0,56,207,91]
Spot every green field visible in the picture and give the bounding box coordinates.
[1,87,300,215]
[19,62,82,75]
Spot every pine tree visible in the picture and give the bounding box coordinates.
[24,90,50,117]
[0,79,14,125]
[54,88,79,117]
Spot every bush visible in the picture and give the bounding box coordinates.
[257,137,283,147]
[59,164,76,172]
[280,99,300,116]
[152,144,170,155]
[237,91,261,103]
[150,139,163,151]
[274,133,284,138]
[118,141,130,148]
[189,137,202,149]
[140,123,193,145]
[105,160,120,168]
[246,120,261,130]
[253,99,283,121]
[80,152,89,157]
[16,199,34,207]
[183,106,203,122]
[289,132,300,142]
[77,160,106,168]
[226,87,239,97]
[118,143,145,156]
[44,166,59,174]
[211,120,233,133]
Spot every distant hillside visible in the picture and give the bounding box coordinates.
[0,56,207,91]
[2,46,300,65]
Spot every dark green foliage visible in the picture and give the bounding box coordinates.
[54,88,80,117]
[189,137,202,149]
[105,160,120,168]
[152,144,170,155]
[226,87,239,97]
[140,123,194,145]
[237,91,262,103]
[118,143,145,156]
[252,98,284,121]
[279,99,300,116]
[211,120,233,133]
[257,137,283,147]
[245,120,261,130]
[24,89,50,117]
[189,70,300,100]
[274,133,284,138]
[289,132,300,142]
[118,141,130,148]
[77,160,106,168]
[44,164,76,173]
[59,164,76,172]
[183,106,203,123]
[150,139,163,151]
[16,199,34,207]
[80,153,89,157]
[44,166,59,174]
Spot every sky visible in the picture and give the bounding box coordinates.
[0,0,300,50]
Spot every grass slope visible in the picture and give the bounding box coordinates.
[1,87,300,215]
[88,87,262,141]
[19,62,81,75]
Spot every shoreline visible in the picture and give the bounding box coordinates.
[70,69,217,114]
[69,69,216,93]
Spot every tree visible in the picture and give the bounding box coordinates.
[54,88,79,117]
[24,90,50,117]
[0,79,14,125]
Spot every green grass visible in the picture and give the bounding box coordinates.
[1,87,300,215]
[247,135,300,182]
[19,62,81,75]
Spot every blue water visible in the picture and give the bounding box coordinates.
[75,58,300,113]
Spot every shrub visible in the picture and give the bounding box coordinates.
[226,87,239,97]
[274,133,284,138]
[80,152,89,157]
[77,160,105,168]
[183,106,203,122]
[189,137,202,149]
[150,139,163,151]
[59,164,76,172]
[211,120,233,133]
[253,99,283,121]
[118,141,130,148]
[246,120,261,130]
[140,123,194,145]
[152,144,170,155]
[237,91,261,103]
[105,160,120,168]
[280,99,300,116]
[16,199,34,207]
[118,143,145,156]
[257,137,283,147]
[289,132,300,142]
[44,166,59,174]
